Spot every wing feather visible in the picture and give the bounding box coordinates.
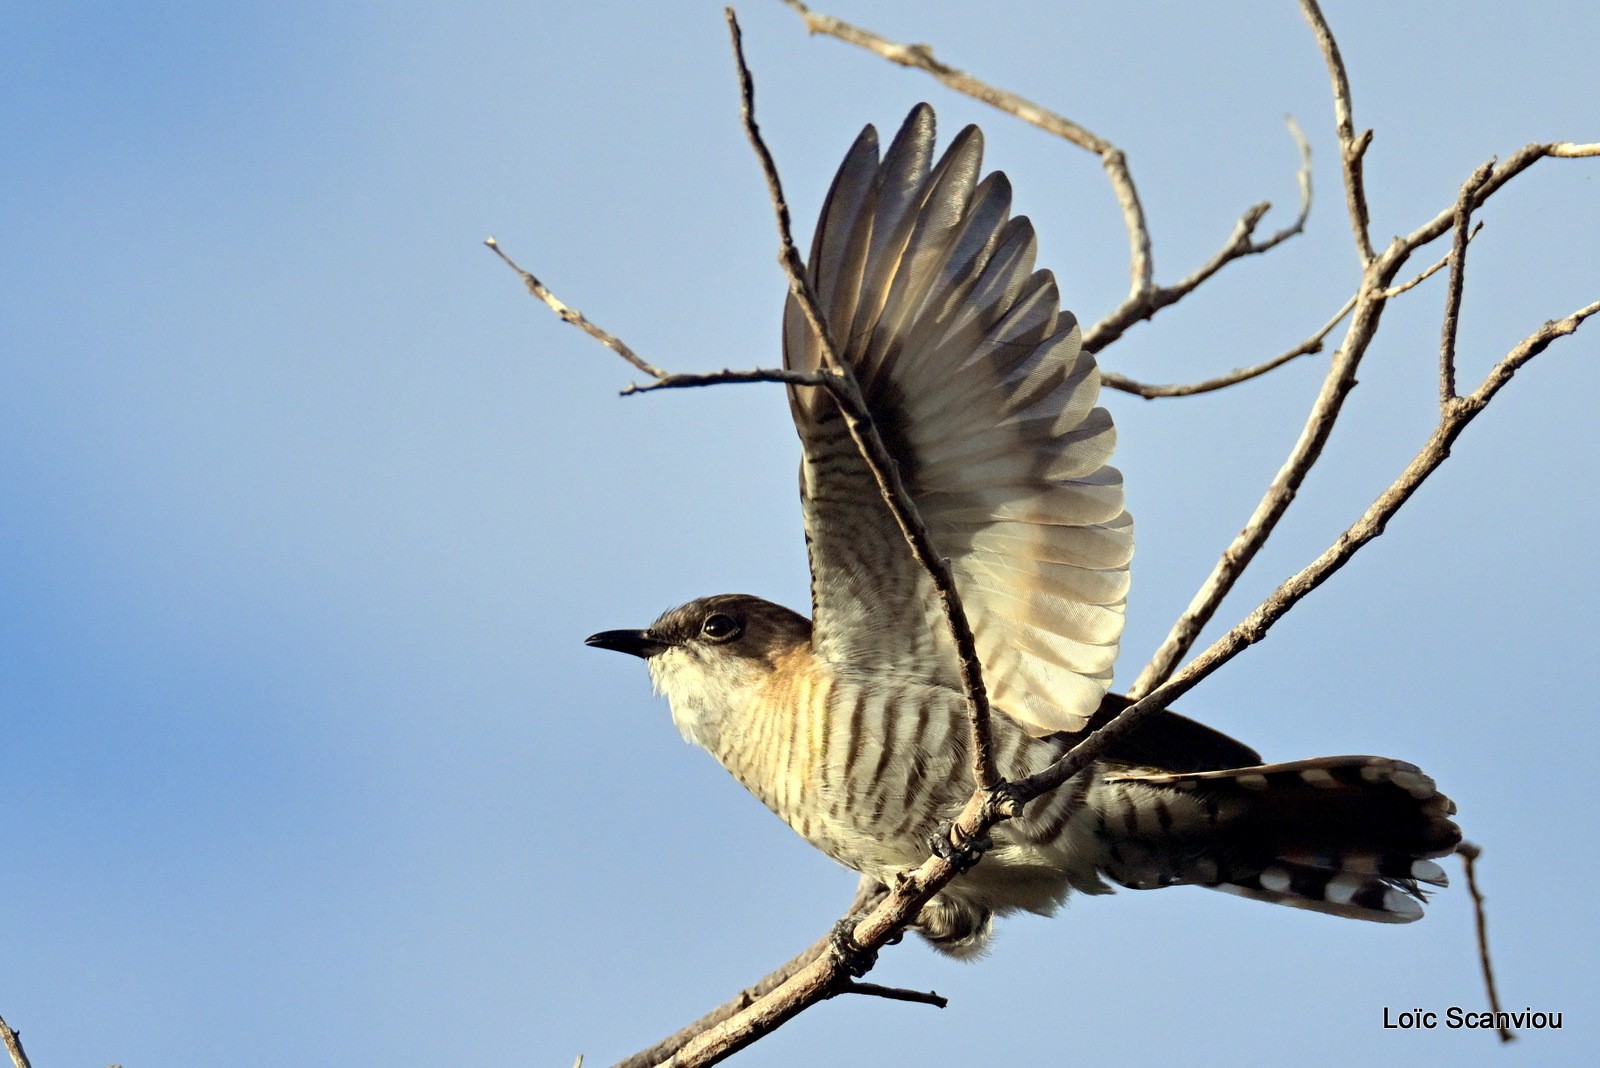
[785,104,1133,734]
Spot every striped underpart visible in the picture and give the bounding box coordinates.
[705,652,1458,950]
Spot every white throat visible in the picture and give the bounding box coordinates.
[646,646,767,753]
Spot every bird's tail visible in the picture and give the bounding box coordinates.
[1092,756,1462,922]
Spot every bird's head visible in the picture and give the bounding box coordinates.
[586,594,812,750]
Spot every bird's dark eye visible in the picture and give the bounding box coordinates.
[700,613,743,642]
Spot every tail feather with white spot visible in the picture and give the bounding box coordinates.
[1093,756,1462,922]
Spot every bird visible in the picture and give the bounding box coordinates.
[586,103,1461,958]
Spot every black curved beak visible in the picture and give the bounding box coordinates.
[585,628,669,659]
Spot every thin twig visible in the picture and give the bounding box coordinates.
[1268,116,1316,247]
[0,1015,33,1068]
[485,237,668,381]
[1395,142,1600,259]
[833,982,948,1009]
[728,7,1002,798]
[1085,117,1314,354]
[1460,299,1600,408]
[1456,842,1515,1044]
[776,0,1151,300]
[781,0,1313,354]
[1377,224,1480,299]
[1439,163,1496,406]
[1104,292,1355,399]
[621,367,839,396]
[1300,0,1374,265]
[779,0,1109,152]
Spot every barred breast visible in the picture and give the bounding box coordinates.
[710,658,1108,899]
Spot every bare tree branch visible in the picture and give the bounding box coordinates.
[1,1015,34,1068]
[1439,163,1495,406]
[1458,300,1600,407]
[779,0,1313,358]
[1377,224,1480,300]
[1548,141,1600,157]
[1300,0,1373,264]
[648,786,1000,1067]
[777,0,1152,299]
[832,982,948,1009]
[484,237,666,380]
[1398,141,1599,252]
[621,367,838,396]
[1104,292,1355,400]
[614,880,886,1068]
[1085,117,1313,354]
[1456,842,1515,1044]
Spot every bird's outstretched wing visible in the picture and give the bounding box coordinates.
[783,103,1132,736]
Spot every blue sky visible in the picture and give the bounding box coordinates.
[3,2,1596,1065]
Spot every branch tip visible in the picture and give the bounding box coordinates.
[485,238,668,380]
[836,981,949,1009]
[1458,843,1515,1043]
[1300,0,1374,263]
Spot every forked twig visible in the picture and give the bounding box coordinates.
[775,0,1154,300]
[1301,0,1374,264]
[1104,293,1355,400]
[1378,225,1480,300]
[1085,117,1312,354]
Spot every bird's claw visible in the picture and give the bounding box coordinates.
[929,823,992,873]
[828,917,878,977]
